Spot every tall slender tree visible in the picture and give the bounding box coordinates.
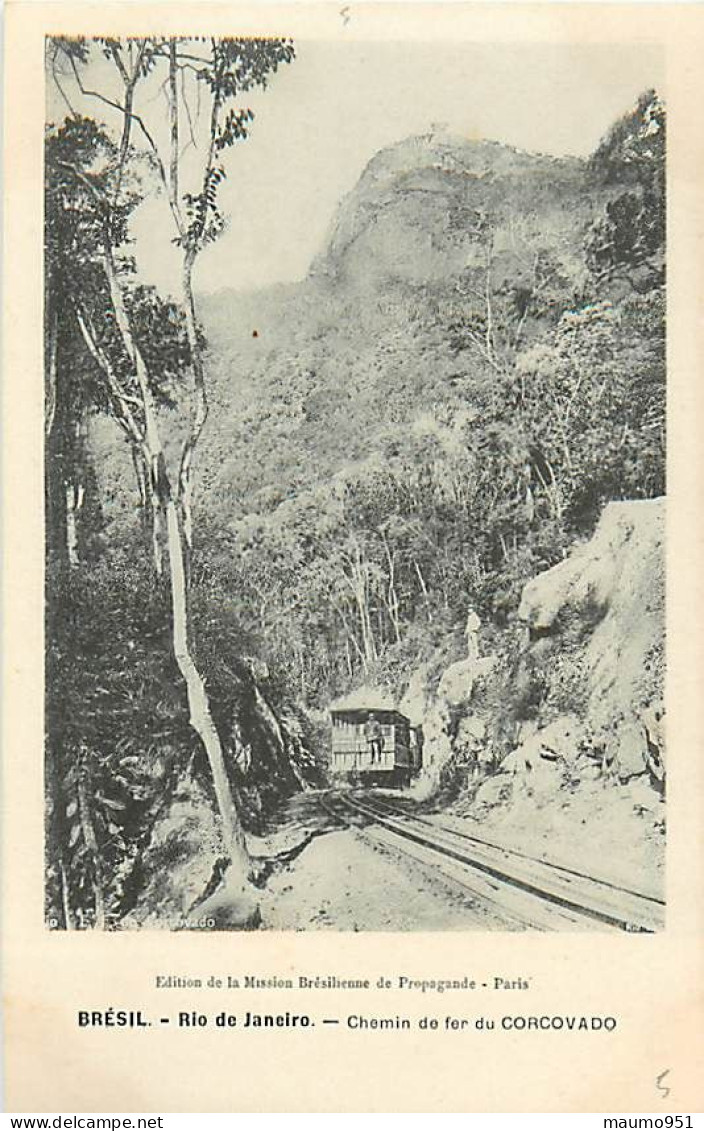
[47,36,295,903]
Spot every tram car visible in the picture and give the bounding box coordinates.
[329,687,422,788]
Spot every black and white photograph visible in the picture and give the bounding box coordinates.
[44,33,666,934]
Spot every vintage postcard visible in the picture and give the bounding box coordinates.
[2,0,703,1113]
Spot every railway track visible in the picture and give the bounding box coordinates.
[322,790,664,933]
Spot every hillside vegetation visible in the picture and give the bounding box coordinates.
[47,81,666,927]
[191,97,664,711]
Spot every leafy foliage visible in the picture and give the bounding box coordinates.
[45,118,193,417]
[178,37,295,253]
[585,90,665,286]
[46,551,189,926]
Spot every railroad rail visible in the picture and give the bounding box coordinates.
[322,790,664,933]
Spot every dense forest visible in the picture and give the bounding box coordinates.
[45,35,665,929]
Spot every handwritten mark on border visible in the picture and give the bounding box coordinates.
[656,1069,671,1100]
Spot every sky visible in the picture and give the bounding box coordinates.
[47,39,664,297]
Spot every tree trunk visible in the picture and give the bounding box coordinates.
[130,446,164,574]
[165,500,250,878]
[178,247,208,551]
[45,306,58,439]
[64,482,82,568]
[413,559,433,622]
[102,247,251,882]
[346,548,378,669]
[168,41,179,204]
[332,599,364,668]
[65,484,78,567]
[354,580,376,669]
[60,862,74,931]
[484,247,495,364]
[382,537,401,644]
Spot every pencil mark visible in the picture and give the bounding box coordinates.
[656,1069,670,1100]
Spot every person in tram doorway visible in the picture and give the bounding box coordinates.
[365,713,384,764]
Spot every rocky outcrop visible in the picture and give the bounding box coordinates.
[514,497,665,787]
[405,498,665,825]
[400,611,498,793]
[314,133,584,287]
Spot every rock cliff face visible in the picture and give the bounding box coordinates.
[515,497,665,784]
[401,498,665,889]
[313,133,584,286]
[399,611,499,796]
